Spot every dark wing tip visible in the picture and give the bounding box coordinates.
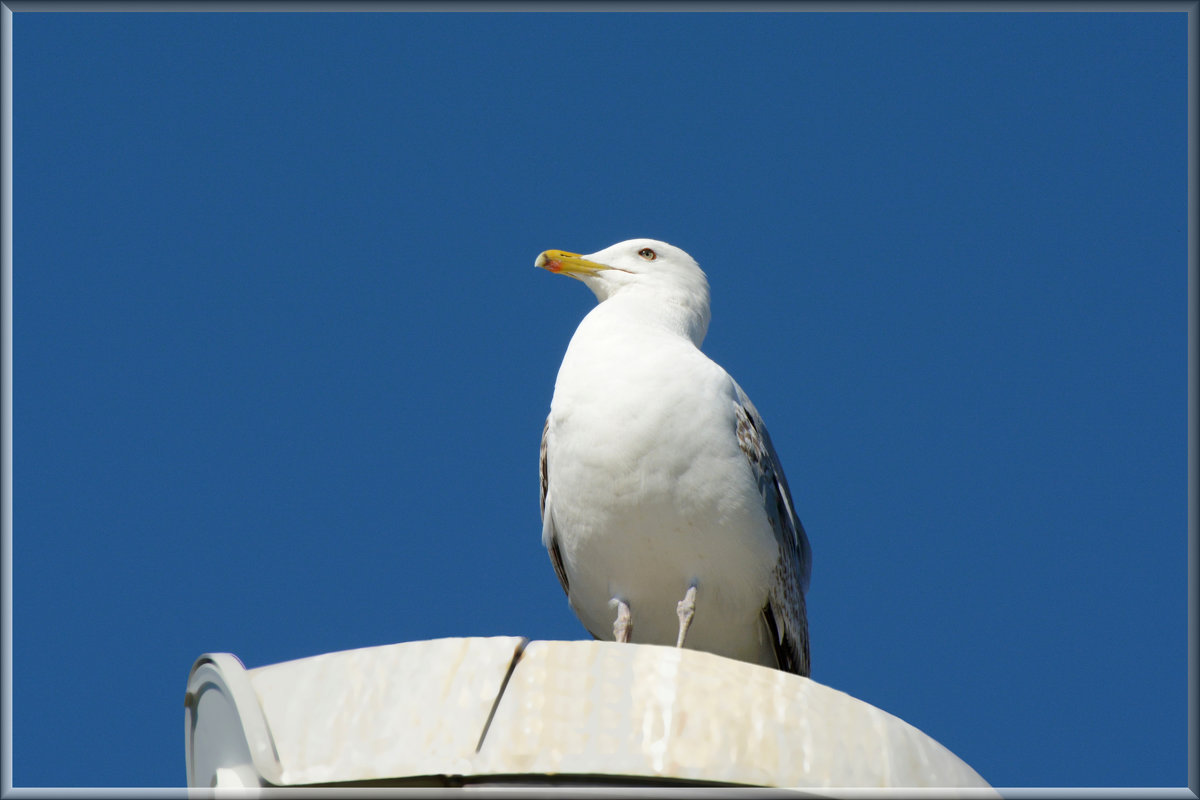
[548,533,570,596]
[539,417,550,519]
[762,601,810,677]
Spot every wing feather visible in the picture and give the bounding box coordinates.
[540,417,570,596]
[733,382,812,677]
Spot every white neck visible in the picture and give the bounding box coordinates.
[585,283,711,348]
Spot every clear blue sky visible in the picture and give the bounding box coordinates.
[12,9,1188,789]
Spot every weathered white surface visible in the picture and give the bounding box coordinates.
[184,638,994,792]
[249,637,525,785]
[474,640,988,789]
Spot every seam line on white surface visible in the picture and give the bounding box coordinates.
[474,637,530,754]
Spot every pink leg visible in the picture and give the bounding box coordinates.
[613,599,633,643]
[676,584,697,648]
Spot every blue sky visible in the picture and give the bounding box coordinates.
[11,9,1188,789]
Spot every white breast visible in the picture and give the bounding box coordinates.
[544,307,781,666]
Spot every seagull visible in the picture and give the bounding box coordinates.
[536,239,811,676]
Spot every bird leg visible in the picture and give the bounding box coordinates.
[676,584,698,648]
[612,598,633,643]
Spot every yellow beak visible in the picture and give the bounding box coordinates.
[535,250,609,277]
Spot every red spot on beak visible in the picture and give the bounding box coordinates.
[546,259,563,273]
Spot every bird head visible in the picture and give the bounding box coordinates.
[535,238,712,345]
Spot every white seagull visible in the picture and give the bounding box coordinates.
[536,239,811,676]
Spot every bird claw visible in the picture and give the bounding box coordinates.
[675,584,698,648]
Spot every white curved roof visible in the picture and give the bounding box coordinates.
[185,637,993,792]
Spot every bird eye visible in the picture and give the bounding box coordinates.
[638,248,657,261]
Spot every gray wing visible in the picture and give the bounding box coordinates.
[732,382,812,677]
[540,416,570,596]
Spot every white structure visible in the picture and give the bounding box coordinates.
[185,637,994,792]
